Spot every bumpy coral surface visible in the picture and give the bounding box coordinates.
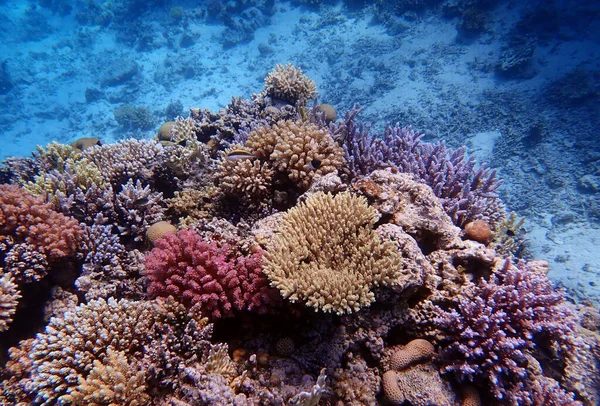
[0,272,20,332]
[263,191,403,314]
[145,229,281,319]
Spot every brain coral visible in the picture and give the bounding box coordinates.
[263,191,403,315]
[264,63,317,106]
[246,120,345,189]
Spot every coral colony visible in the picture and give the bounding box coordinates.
[1,64,599,405]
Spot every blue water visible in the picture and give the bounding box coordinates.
[1,0,600,404]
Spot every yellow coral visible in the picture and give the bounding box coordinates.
[263,191,402,315]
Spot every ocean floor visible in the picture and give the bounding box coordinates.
[1,1,599,303]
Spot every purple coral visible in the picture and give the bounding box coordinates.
[435,259,578,402]
[145,230,282,320]
[330,105,502,226]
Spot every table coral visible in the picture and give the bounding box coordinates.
[263,191,403,315]
[145,229,281,319]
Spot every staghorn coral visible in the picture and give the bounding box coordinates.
[0,184,83,261]
[246,120,345,190]
[435,259,578,402]
[264,63,317,106]
[35,141,82,171]
[28,298,157,405]
[0,272,21,332]
[145,229,282,320]
[64,349,150,406]
[83,139,165,186]
[331,106,504,226]
[76,222,146,301]
[169,116,201,145]
[263,191,403,315]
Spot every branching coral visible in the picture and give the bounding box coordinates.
[245,120,345,189]
[264,63,317,106]
[0,184,83,262]
[28,298,157,405]
[435,259,578,402]
[82,139,165,186]
[263,191,403,315]
[0,272,21,332]
[145,230,282,319]
[114,179,166,241]
[217,145,274,199]
[330,106,503,226]
[64,349,150,406]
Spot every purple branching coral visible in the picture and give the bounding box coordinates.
[115,179,165,242]
[329,105,503,226]
[435,259,579,403]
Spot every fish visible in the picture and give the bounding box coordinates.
[225,149,257,161]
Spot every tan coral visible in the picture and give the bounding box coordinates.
[264,63,317,106]
[217,145,274,198]
[382,363,458,406]
[246,120,345,189]
[64,349,150,406]
[169,116,200,145]
[0,272,21,332]
[263,191,403,315]
[146,221,177,244]
[389,339,435,371]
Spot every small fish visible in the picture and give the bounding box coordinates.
[304,159,322,170]
[225,149,256,161]
[134,197,149,205]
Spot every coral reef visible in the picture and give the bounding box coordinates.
[0,66,597,406]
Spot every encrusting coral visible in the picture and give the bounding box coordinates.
[263,191,403,315]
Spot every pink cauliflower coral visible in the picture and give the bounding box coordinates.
[145,229,281,319]
[0,184,83,261]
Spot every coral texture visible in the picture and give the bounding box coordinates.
[435,259,578,401]
[64,349,150,406]
[263,191,402,314]
[28,298,157,405]
[264,63,317,106]
[0,272,21,332]
[246,120,345,189]
[145,230,281,319]
[389,339,435,371]
[0,184,83,261]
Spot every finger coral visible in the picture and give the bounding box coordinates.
[263,191,403,315]
[145,229,282,319]
[264,63,317,106]
[0,184,83,262]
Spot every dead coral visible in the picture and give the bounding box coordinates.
[263,191,402,315]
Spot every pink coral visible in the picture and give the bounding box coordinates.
[0,184,83,261]
[145,230,281,319]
